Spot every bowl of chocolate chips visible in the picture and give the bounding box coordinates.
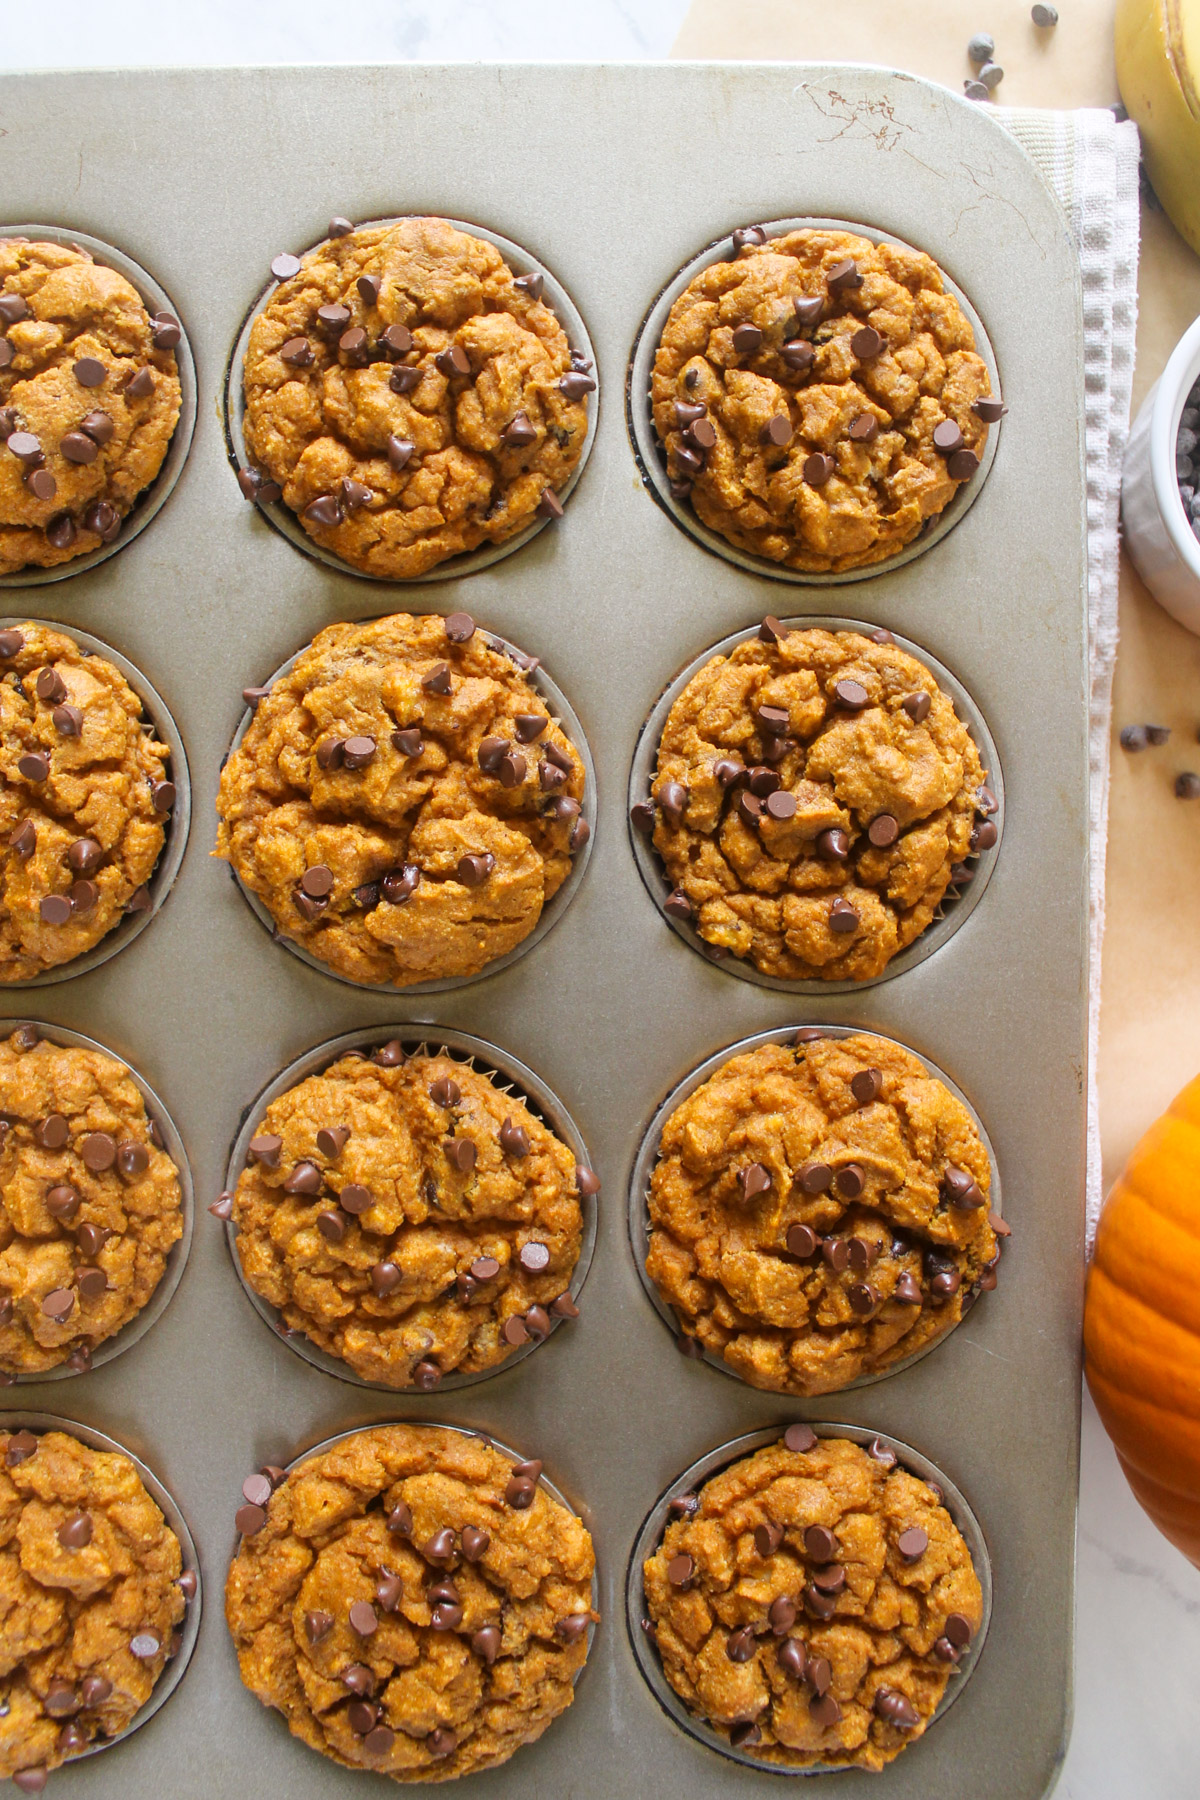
[1122,310,1200,632]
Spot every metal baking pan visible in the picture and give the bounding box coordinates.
[0,61,1087,1800]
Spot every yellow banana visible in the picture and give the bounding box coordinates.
[1116,0,1200,255]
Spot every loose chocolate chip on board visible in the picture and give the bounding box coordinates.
[964,79,990,100]
[208,1192,234,1221]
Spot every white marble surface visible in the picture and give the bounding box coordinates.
[8,4,1200,1794]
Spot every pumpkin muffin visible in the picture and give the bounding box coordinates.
[0,623,173,981]
[240,215,593,578]
[651,225,996,573]
[645,1032,1001,1395]
[0,1425,190,1790]
[215,611,588,989]
[228,1043,590,1388]
[0,1025,183,1378]
[0,238,183,576]
[642,624,994,982]
[225,1423,597,1782]
[642,1429,983,1771]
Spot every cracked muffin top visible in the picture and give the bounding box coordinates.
[240,216,593,578]
[641,624,994,983]
[651,226,998,572]
[216,612,588,989]
[0,1426,190,1790]
[225,1424,596,1783]
[228,1042,590,1389]
[0,239,182,576]
[642,1430,983,1771]
[0,1025,184,1377]
[645,1032,1003,1396]
[0,623,173,982]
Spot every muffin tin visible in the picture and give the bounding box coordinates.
[628,1022,1003,1395]
[222,1025,598,1391]
[0,225,196,589]
[0,61,1087,1800]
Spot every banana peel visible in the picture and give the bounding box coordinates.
[1117,0,1200,255]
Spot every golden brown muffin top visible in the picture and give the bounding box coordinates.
[230,1045,587,1388]
[643,1431,982,1770]
[645,626,992,982]
[241,216,592,578]
[0,239,182,575]
[651,227,994,572]
[216,611,587,989]
[0,1427,187,1787]
[0,622,172,982]
[0,1026,183,1376]
[226,1424,596,1782]
[645,1033,1000,1396]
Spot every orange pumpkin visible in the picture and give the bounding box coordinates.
[1084,1071,1200,1565]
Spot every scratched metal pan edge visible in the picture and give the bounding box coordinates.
[0,615,192,988]
[222,618,596,997]
[624,1420,992,1776]
[627,1020,1004,1397]
[0,1407,203,1766]
[221,1023,598,1394]
[222,214,600,584]
[0,224,197,589]
[627,615,1004,995]
[0,1017,194,1384]
[626,214,1001,588]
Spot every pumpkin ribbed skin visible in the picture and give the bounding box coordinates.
[1084,1073,1200,1565]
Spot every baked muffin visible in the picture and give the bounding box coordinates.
[641,624,994,981]
[0,239,182,576]
[651,226,998,572]
[642,1429,983,1771]
[226,1424,597,1782]
[240,216,593,578]
[228,1042,591,1388]
[216,612,588,988]
[0,1425,190,1790]
[0,1024,184,1377]
[0,623,174,981]
[645,1032,1002,1394]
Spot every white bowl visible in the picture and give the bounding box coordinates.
[1121,311,1200,631]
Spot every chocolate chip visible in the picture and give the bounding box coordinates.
[71,355,106,387]
[129,1632,161,1660]
[315,303,351,336]
[390,366,422,395]
[822,1237,851,1274]
[834,1163,864,1198]
[279,335,313,368]
[5,1431,37,1467]
[834,677,870,710]
[386,1501,413,1539]
[973,395,1007,422]
[270,252,301,281]
[738,1163,772,1201]
[381,322,412,356]
[784,1423,817,1453]
[851,326,884,360]
[900,690,931,725]
[76,1265,108,1300]
[732,323,763,354]
[241,1472,273,1509]
[895,1272,922,1303]
[39,895,71,926]
[536,486,565,522]
[513,271,545,302]
[43,1288,76,1321]
[786,1223,818,1258]
[931,1269,961,1300]
[755,704,790,737]
[797,1161,833,1196]
[35,668,66,704]
[355,273,381,306]
[304,1610,334,1644]
[829,898,859,935]
[339,1183,373,1215]
[283,1161,322,1196]
[391,726,423,760]
[422,660,452,696]
[754,1522,783,1558]
[427,1727,457,1758]
[559,370,596,401]
[763,789,797,821]
[943,1164,986,1210]
[81,1133,116,1172]
[342,1664,376,1696]
[932,419,964,454]
[7,431,40,461]
[207,1192,234,1222]
[576,1165,601,1197]
[812,828,848,865]
[349,1600,378,1636]
[867,813,900,849]
[370,1261,402,1296]
[875,1687,920,1728]
[779,1637,807,1679]
[504,1472,536,1508]
[316,1125,350,1159]
[947,448,980,481]
[341,735,376,771]
[897,1526,928,1561]
[803,451,835,486]
[56,1509,93,1549]
[45,1185,80,1220]
[12,1770,47,1793]
[248,1134,282,1167]
[0,630,22,659]
[667,1552,695,1587]
[435,343,471,379]
[848,1281,878,1316]
[782,338,815,371]
[444,611,475,643]
[1175,772,1200,800]
[826,258,862,291]
[124,366,155,399]
[67,837,102,874]
[385,431,417,473]
[316,1210,345,1243]
[299,865,334,900]
[471,1256,500,1280]
[372,1040,406,1068]
[725,1625,757,1663]
[851,1068,882,1104]
[25,468,56,501]
[303,494,343,527]
[848,411,880,443]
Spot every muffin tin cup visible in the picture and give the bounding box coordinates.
[0,1409,202,1765]
[223,618,596,996]
[0,1019,193,1384]
[628,615,1003,994]
[223,214,600,584]
[628,1022,1003,1397]
[626,215,1000,586]
[0,224,197,588]
[625,1421,992,1776]
[0,618,191,988]
[263,1418,599,1659]
[222,1025,598,1394]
